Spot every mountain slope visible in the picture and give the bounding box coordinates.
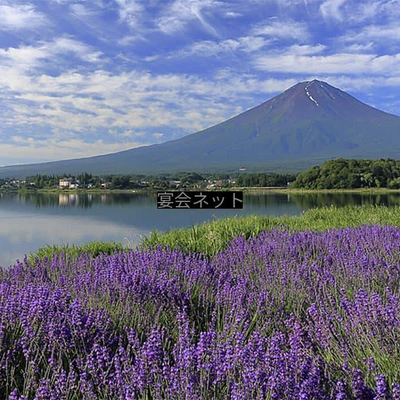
[2,80,400,178]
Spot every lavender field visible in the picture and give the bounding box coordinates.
[2,221,400,398]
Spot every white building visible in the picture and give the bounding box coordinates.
[59,178,79,189]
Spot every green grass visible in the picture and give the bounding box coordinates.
[142,205,400,256]
[29,241,125,263]
[29,205,400,261]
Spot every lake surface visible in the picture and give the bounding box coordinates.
[1,191,400,268]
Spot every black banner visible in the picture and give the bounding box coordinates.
[157,191,243,209]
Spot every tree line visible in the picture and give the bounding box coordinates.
[235,172,296,187]
[293,158,400,189]
[8,159,400,191]
[1,171,296,190]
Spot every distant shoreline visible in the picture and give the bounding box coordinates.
[2,187,400,194]
[243,187,400,194]
[0,188,153,194]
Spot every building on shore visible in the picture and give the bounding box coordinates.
[59,178,80,189]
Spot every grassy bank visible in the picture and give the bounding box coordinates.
[143,204,400,256]
[29,205,400,261]
[28,241,125,263]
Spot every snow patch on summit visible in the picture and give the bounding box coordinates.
[305,82,319,106]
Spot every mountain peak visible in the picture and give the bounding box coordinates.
[302,79,327,86]
[295,79,335,93]
[308,79,323,84]
[1,79,400,177]
[271,79,374,119]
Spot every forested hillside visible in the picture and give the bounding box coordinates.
[293,158,400,189]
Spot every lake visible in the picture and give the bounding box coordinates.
[1,190,400,268]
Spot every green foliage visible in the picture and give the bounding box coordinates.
[235,172,296,187]
[111,175,131,189]
[178,172,205,182]
[29,241,125,263]
[388,177,400,189]
[294,158,400,189]
[4,171,297,191]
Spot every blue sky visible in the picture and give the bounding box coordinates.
[1,0,400,166]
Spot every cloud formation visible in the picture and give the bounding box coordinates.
[253,20,310,41]
[254,53,400,75]
[114,0,144,28]
[0,3,48,30]
[0,0,400,164]
[155,0,222,36]
[320,0,347,20]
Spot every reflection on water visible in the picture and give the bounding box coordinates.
[6,192,151,209]
[0,191,399,268]
[5,191,399,210]
[289,192,400,208]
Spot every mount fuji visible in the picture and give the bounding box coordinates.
[2,80,400,177]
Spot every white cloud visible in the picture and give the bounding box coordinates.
[349,0,400,22]
[114,0,143,28]
[254,53,400,75]
[313,75,400,92]
[47,0,70,4]
[51,37,103,63]
[253,20,310,41]
[225,11,241,18]
[182,40,239,57]
[118,35,144,46]
[320,0,347,20]
[238,36,271,53]
[173,35,270,58]
[344,24,400,43]
[249,0,310,5]
[0,45,48,69]
[0,3,47,31]
[344,42,375,53]
[156,0,221,36]
[214,70,298,93]
[0,137,148,162]
[286,44,326,55]
[0,37,103,72]
[355,2,381,20]
[69,3,97,18]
